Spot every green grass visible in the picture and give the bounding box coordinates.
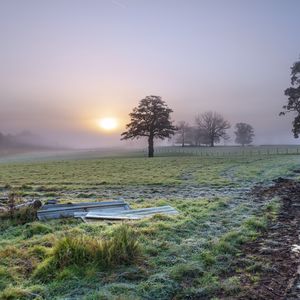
[0,151,299,299]
[32,224,140,283]
[0,154,298,200]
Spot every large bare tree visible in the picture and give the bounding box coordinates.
[121,95,176,157]
[195,111,230,147]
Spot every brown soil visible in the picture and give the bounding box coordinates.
[236,178,300,300]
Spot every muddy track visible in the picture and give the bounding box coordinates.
[236,178,300,300]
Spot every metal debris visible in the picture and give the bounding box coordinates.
[37,200,130,220]
[80,205,179,221]
[37,200,179,221]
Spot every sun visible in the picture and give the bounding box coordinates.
[98,117,118,131]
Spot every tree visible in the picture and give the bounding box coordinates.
[234,122,254,146]
[195,111,230,147]
[193,126,212,146]
[280,58,300,137]
[176,121,190,147]
[121,95,176,157]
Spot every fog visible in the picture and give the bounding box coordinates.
[0,0,300,149]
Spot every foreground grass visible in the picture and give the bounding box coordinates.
[0,153,298,299]
[33,225,140,283]
[0,195,279,299]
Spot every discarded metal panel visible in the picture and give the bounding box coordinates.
[37,200,130,220]
[73,206,129,218]
[83,205,179,221]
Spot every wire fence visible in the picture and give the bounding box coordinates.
[142,146,300,157]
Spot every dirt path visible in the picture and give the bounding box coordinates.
[235,178,300,299]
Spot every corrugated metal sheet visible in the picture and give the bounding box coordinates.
[83,205,179,220]
[37,200,130,220]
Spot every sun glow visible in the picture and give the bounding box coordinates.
[98,117,118,131]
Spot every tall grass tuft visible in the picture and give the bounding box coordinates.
[107,225,140,265]
[33,224,140,281]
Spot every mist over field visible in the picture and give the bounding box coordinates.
[2,2,300,299]
[0,0,300,149]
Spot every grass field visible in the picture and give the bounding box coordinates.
[0,148,300,299]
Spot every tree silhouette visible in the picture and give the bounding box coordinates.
[195,111,230,147]
[176,121,191,147]
[280,58,300,137]
[121,96,176,157]
[234,123,254,146]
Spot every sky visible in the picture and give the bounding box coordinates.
[0,0,300,148]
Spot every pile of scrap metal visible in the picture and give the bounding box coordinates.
[37,199,179,221]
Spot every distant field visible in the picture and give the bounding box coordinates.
[0,148,143,163]
[0,150,300,299]
[1,145,299,163]
[0,149,298,199]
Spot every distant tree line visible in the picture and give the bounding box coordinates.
[122,95,255,157]
[0,132,20,147]
[176,115,254,148]
[0,131,43,149]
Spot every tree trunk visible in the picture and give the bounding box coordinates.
[210,137,214,147]
[148,135,154,157]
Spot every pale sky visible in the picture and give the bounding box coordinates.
[0,0,300,147]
